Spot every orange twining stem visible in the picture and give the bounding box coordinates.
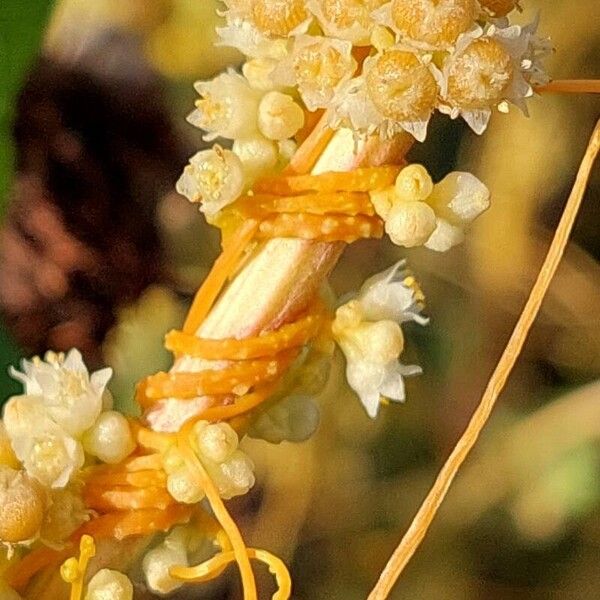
[187,384,276,423]
[121,453,164,472]
[85,468,166,489]
[177,424,257,600]
[287,112,334,175]
[137,351,296,406]
[254,165,401,195]
[165,312,324,360]
[536,79,600,94]
[257,213,384,243]
[234,191,375,218]
[183,218,259,335]
[131,423,176,453]
[83,485,175,512]
[78,505,193,540]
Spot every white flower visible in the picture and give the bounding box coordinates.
[424,218,465,252]
[373,0,480,52]
[329,48,441,142]
[427,171,490,224]
[357,260,428,325]
[17,429,83,489]
[271,35,356,111]
[176,147,245,217]
[187,70,262,141]
[8,349,111,438]
[216,17,291,59]
[307,0,388,46]
[347,357,422,418]
[438,20,550,133]
[332,262,426,417]
[3,395,84,488]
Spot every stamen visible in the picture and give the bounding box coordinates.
[60,535,96,600]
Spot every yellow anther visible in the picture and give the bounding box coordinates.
[79,534,96,566]
[60,535,97,600]
[60,558,81,584]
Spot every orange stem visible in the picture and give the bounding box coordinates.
[183,219,258,335]
[367,120,600,599]
[536,79,600,94]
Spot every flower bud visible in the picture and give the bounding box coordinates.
[0,466,46,543]
[194,422,239,464]
[206,450,256,499]
[258,91,305,141]
[84,569,133,600]
[82,412,135,465]
[384,201,437,247]
[166,468,205,505]
[143,536,187,595]
[395,164,434,202]
[233,136,279,183]
[242,58,278,91]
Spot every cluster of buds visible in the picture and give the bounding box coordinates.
[212,0,549,142]
[332,261,427,418]
[371,164,490,251]
[0,350,134,548]
[163,420,255,505]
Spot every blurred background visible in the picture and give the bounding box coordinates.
[0,1,599,598]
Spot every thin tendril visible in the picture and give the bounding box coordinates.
[367,119,600,600]
[177,427,258,600]
[536,79,600,94]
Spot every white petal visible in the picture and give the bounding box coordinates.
[461,108,492,135]
[91,367,113,393]
[63,349,86,373]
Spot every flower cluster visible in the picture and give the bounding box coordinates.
[176,67,303,217]
[211,0,550,144]
[332,261,427,418]
[0,350,134,547]
[371,163,490,251]
[164,420,255,505]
